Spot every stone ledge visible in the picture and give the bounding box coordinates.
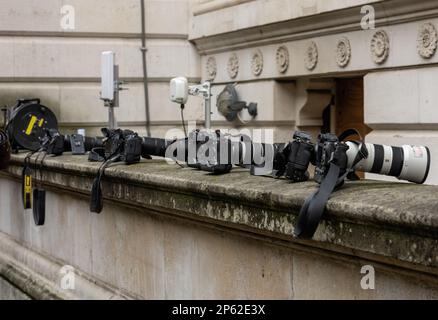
[1,153,438,275]
[0,232,133,300]
[191,0,438,52]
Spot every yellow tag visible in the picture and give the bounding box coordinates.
[24,175,32,194]
[38,118,45,127]
[25,116,38,135]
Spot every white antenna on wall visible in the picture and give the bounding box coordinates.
[100,51,126,129]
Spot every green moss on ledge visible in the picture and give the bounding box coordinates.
[1,152,438,274]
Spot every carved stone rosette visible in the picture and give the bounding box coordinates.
[251,49,263,76]
[336,37,351,68]
[276,46,289,73]
[227,53,239,79]
[417,23,438,59]
[370,30,390,64]
[305,41,318,71]
[206,56,217,80]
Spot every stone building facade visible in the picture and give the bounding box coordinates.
[191,0,438,185]
[0,0,437,184]
[0,0,436,183]
[0,0,202,137]
[1,0,438,300]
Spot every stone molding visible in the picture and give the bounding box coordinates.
[370,30,390,64]
[418,22,438,59]
[304,41,318,71]
[336,37,351,68]
[201,17,438,83]
[192,0,255,16]
[276,45,289,73]
[251,49,263,76]
[206,56,217,80]
[227,53,239,79]
[191,0,438,52]
[296,79,333,127]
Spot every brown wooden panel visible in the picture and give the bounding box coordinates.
[335,78,372,139]
[335,77,371,178]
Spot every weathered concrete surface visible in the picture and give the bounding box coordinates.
[0,277,31,300]
[0,153,438,299]
[0,231,132,300]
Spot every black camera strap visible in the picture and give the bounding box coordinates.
[294,152,347,238]
[32,150,46,226]
[21,148,47,225]
[22,152,36,209]
[294,128,368,239]
[89,154,120,214]
[88,147,106,162]
[89,139,124,214]
[88,129,143,213]
[338,128,368,168]
[36,133,63,224]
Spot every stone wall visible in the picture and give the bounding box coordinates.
[1,0,437,183]
[0,154,437,299]
[0,0,202,137]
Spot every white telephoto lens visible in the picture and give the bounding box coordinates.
[345,142,430,184]
[398,145,430,184]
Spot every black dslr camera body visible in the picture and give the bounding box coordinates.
[183,129,233,174]
[102,128,142,165]
[313,133,349,184]
[280,131,350,184]
[40,128,65,156]
[281,131,314,182]
[89,128,143,214]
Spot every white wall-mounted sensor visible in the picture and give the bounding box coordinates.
[169,76,212,128]
[170,77,188,104]
[101,51,115,101]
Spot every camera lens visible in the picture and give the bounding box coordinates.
[345,142,430,184]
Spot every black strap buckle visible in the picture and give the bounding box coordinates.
[88,147,106,162]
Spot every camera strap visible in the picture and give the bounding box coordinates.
[22,152,35,209]
[21,148,47,225]
[23,131,61,221]
[89,143,123,213]
[338,128,368,170]
[88,129,143,213]
[294,153,346,238]
[294,128,368,239]
[32,151,46,226]
[89,155,120,213]
[20,130,59,209]
[88,147,106,162]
